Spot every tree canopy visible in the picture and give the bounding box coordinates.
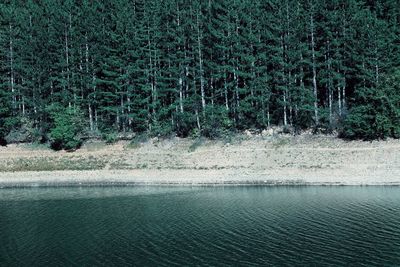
[0,0,399,147]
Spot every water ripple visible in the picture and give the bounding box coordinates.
[1,186,400,266]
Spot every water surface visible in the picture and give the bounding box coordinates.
[1,186,400,266]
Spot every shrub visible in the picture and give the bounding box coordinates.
[5,117,43,143]
[151,119,174,138]
[0,137,6,146]
[101,131,118,144]
[49,106,85,151]
[341,70,400,140]
[188,137,204,152]
[202,106,233,139]
[189,128,201,139]
[341,99,400,139]
[174,111,195,137]
[127,132,149,149]
[0,90,12,146]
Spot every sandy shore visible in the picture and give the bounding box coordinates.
[1,169,400,187]
[1,134,400,187]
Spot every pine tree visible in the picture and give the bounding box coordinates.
[0,0,399,145]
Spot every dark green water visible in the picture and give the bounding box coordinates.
[1,186,400,266]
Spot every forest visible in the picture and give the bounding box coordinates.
[0,0,400,149]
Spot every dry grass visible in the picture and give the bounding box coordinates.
[0,156,106,172]
[0,134,399,177]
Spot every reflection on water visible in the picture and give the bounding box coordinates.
[1,186,400,266]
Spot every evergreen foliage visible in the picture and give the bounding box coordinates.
[0,89,10,145]
[342,70,400,139]
[48,106,85,150]
[0,0,399,147]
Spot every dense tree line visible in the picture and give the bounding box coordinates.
[1,0,399,148]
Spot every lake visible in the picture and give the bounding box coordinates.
[1,186,400,266]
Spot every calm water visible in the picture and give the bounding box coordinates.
[1,186,400,266]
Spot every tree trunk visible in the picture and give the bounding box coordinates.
[326,42,333,125]
[92,59,97,131]
[283,91,288,126]
[179,76,184,113]
[86,36,94,132]
[197,12,206,115]
[9,24,16,111]
[89,105,94,132]
[280,35,288,126]
[342,74,346,110]
[211,77,215,108]
[65,16,71,105]
[224,72,229,111]
[338,85,342,117]
[310,13,319,125]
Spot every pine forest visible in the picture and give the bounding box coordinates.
[1,0,400,149]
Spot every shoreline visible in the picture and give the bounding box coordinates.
[1,169,400,188]
[1,134,399,188]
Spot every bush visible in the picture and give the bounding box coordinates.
[174,111,196,137]
[5,117,43,143]
[0,137,6,146]
[188,137,205,152]
[150,119,174,138]
[102,131,118,144]
[127,132,149,149]
[49,106,85,151]
[342,100,400,140]
[189,128,201,139]
[202,106,233,139]
[0,125,7,146]
[341,71,400,140]
[0,90,12,146]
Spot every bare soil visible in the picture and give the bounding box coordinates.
[0,134,399,186]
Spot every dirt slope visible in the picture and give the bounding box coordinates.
[0,134,399,186]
